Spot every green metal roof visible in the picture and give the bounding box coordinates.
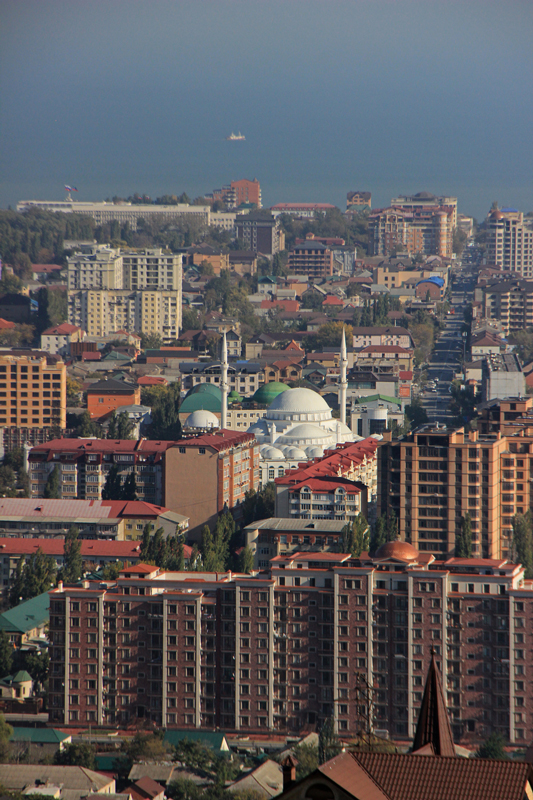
[0,591,50,634]
[352,394,402,408]
[163,730,228,750]
[251,381,289,406]
[179,393,221,414]
[186,383,222,399]
[10,727,69,744]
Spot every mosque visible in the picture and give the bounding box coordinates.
[182,329,359,485]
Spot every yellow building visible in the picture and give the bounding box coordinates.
[0,354,66,429]
[68,289,181,341]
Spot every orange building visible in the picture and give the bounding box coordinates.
[86,378,141,420]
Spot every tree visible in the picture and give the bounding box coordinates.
[101,561,123,580]
[456,513,473,558]
[176,541,185,571]
[148,382,182,440]
[369,516,387,555]
[512,512,533,578]
[22,548,57,599]
[201,511,235,572]
[475,731,507,760]
[404,398,429,430]
[63,526,82,583]
[340,514,369,556]
[102,465,122,500]
[8,558,25,607]
[0,714,13,763]
[173,738,213,772]
[54,742,96,768]
[0,631,13,678]
[121,472,138,501]
[123,731,168,761]
[239,545,254,573]
[107,411,134,440]
[241,483,275,526]
[318,717,341,764]
[141,332,163,350]
[291,743,319,780]
[43,465,60,498]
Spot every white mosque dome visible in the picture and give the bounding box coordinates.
[266,388,332,422]
[185,410,219,429]
[260,446,285,459]
[307,446,325,458]
[286,447,308,460]
[279,423,332,444]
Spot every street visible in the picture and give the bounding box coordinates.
[420,266,476,424]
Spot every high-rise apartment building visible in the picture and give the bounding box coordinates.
[288,241,333,278]
[68,289,181,341]
[29,430,260,539]
[209,179,262,209]
[487,207,533,277]
[235,213,285,256]
[378,424,533,561]
[67,245,123,290]
[47,544,533,746]
[121,248,182,291]
[481,278,533,335]
[0,353,66,430]
[391,192,458,228]
[369,207,454,258]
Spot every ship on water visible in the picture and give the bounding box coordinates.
[226,131,245,141]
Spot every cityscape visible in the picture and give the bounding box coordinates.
[1,1,533,800]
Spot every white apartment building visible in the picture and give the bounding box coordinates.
[67,245,123,290]
[121,248,182,291]
[487,207,533,277]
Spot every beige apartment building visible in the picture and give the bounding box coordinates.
[391,191,458,227]
[487,207,533,277]
[67,245,123,290]
[480,279,533,335]
[378,424,533,561]
[0,353,66,429]
[68,289,181,341]
[121,248,182,291]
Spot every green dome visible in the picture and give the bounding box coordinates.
[180,392,221,414]
[185,383,222,401]
[228,390,243,403]
[252,381,290,406]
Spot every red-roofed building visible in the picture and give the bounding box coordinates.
[274,439,379,522]
[41,322,85,355]
[137,376,169,387]
[259,299,300,314]
[322,295,343,307]
[0,319,15,331]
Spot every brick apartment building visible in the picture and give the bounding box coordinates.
[288,242,333,279]
[369,206,454,258]
[0,353,67,430]
[47,543,533,746]
[29,431,260,540]
[209,179,262,209]
[234,213,285,256]
[378,421,533,561]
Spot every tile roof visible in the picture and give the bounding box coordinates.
[276,439,380,487]
[175,429,256,452]
[42,323,81,335]
[350,752,532,800]
[86,378,138,393]
[360,345,411,354]
[0,498,170,522]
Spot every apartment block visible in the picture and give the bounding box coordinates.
[0,499,187,543]
[29,439,172,504]
[164,430,260,538]
[47,545,533,746]
[179,361,263,397]
[274,439,380,519]
[243,518,348,569]
[67,245,123,290]
[487,207,533,277]
[29,431,260,539]
[390,192,458,227]
[68,289,181,342]
[40,323,85,356]
[121,249,182,291]
[369,206,454,258]
[352,327,413,349]
[0,353,66,430]
[482,353,525,402]
[288,242,333,279]
[482,278,533,335]
[377,424,533,561]
[234,213,285,256]
[209,179,262,209]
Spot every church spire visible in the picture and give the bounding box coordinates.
[221,330,228,430]
[412,652,455,757]
[339,326,348,426]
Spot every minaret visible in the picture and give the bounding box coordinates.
[221,330,228,430]
[339,326,348,426]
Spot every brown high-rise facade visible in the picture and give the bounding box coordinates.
[48,544,533,747]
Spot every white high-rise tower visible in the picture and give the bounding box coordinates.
[339,326,348,426]
[221,330,228,429]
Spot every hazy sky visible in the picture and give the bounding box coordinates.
[1,0,533,218]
